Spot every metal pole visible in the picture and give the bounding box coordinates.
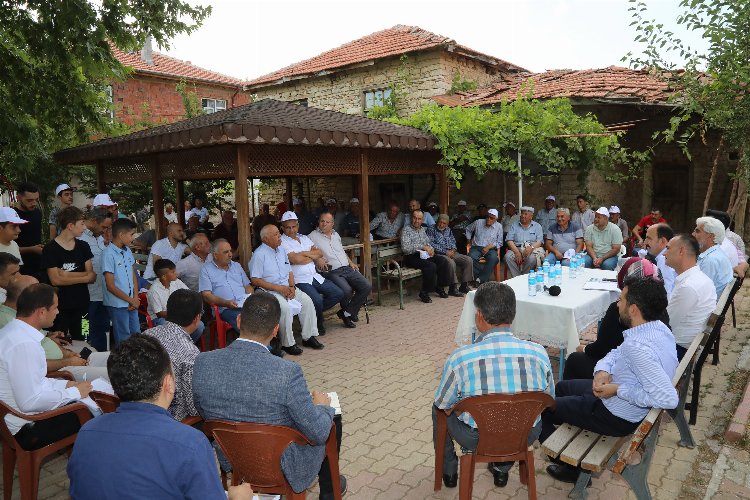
[517,151,523,208]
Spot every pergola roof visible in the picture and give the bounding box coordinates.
[55,99,435,166]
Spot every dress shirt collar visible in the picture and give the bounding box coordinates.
[475,326,514,343]
[234,338,270,351]
[118,401,172,417]
[622,320,668,342]
[699,244,720,260]
[9,318,44,342]
[675,264,700,284]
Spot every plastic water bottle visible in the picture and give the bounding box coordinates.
[537,271,544,293]
[578,253,586,276]
[528,271,537,296]
[542,261,551,285]
[555,262,562,285]
[569,256,577,279]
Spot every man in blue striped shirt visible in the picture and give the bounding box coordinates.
[433,282,554,489]
[542,276,678,484]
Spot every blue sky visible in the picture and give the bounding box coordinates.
[163,0,706,80]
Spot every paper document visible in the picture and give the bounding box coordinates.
[327,392,342,415]
[582,278,620,292]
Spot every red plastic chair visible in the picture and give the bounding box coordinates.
[90,391,204,426]
[434,392,555,500]
[205,420,342,500]
[137,292,153,329]
[208,303,230,350]
[0,401,91,500]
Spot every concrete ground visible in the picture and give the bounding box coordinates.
[2,281,749,499]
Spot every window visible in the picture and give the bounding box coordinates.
[104,85,114,121]
[289,98,308,107]
[364,88,392,111]
[202,98,227,114]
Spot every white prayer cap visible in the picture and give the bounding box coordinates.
[281,211,298,222]
[609,205,621,214]
[350,198,360,203]
[545,195,556,202]
[0,207,28,224]
[520,205,535,214]
[93,194,116,207]
[457,200,467,206]
[487,208,499,218]
[595,207,610,218]
[55,183,76,196]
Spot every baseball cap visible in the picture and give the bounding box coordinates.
[609,205,621,214]
[545,195,556,202]
[93,194,116,207]
[595,207,610,218]
[520,205,535,214]
[350,198,360,203]
[55,183,76,196]
[0,207,28,224]
[487,208,499,218]
[326,198,337,204]
[281,211,298,222]
[457,200,467,206]
[503,201,516,208]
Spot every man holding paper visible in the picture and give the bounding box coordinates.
[400,210,452,303]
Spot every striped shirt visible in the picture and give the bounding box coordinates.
[400,224,430,255]
[426,225,458,254]
[465,219,504,249]
[434,327,554,428]
[594,320,678,423]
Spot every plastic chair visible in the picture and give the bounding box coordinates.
[205,420,342,500]
[208,304,230,350]
[46,370,74,381]
[434,392,555,500]
[0,400,92,500]
[90,391,121,414]
[138,292,153,329]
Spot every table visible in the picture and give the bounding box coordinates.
[454,268,620,378]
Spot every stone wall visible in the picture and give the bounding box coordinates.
[113,75,250,126]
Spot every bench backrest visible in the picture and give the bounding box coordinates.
[377,246,404,260]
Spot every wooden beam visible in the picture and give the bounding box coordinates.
[151,159,165,239]
[96,161,106,193]
[439,167,449,214]
[285,177,293,214]
[250,178,256,218]
[235,145,252,270]
[176,180,185,226]
[360,151,371,281]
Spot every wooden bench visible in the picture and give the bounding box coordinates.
[540,320,707,499]
[375,246,423,310]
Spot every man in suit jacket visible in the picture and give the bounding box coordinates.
[192,292,346,500]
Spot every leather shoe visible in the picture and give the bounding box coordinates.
[448,286,464,297]
[546,464,590,485]
[302,337,324,349]
[317,323,326,335]
[319,475,347,500]
[488,463,508,487]
[459,284,471,294]
[419,292,432,303]
[351,314,359,322]
[342,316,356,328]
[281,344,303,356]
[442,473,457,488]
[435,288,449,299]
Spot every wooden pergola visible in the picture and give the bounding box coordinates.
[54,99,447,270]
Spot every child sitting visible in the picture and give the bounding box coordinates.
[147,258,204,342]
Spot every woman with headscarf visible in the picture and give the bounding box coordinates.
[562,257,670,380]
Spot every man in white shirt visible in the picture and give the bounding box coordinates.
[642,223,677,297]
[664,234,717,360]
[176,233,212,292]
[143,223,187,280]
[190,198,210,226]
[0,283,92,450]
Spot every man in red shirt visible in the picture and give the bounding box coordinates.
[631,208,667,252]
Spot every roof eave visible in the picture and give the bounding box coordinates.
[132,68,245,89]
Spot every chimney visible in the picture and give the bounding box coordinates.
[140,35,154,66]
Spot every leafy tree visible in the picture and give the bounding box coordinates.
[625,0,750,217]
[176,80,207,119]
[0,0,211,183]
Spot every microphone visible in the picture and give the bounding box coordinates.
[544,285,561,296]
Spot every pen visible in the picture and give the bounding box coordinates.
[83,373,87,381]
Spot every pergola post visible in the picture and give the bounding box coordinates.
[235,145,252,270]
[176,179,185,226]
[359,151,371,279]
[285,177,293,213]
[151,159,165,238]
[439,167,449,214]
[96,161,106,193]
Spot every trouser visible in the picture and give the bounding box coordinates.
[562,351,598,380]
[105,306,140,346]
[52,307,87,341]
[432,405,542,476]
[219,308,241,331]
[87,301,110,352]
[296,280,344,327]
[443,253,474,285]
[317,415,343,496]
[540,379,640,443]
[14,411,81,451]
[583,255,618,270]
[504,251,536,278]
[268,289,319,347]
[544,253,572,267]
[403,253,451,292]
[153,317,205,343]
[468,246,498,283]
[323,266,372,317]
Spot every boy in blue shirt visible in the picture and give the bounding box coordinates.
[103,218,140,344]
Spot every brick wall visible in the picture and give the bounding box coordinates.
[112,75,250,125]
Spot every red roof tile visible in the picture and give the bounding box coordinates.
[437,66,675,107]
[246,25,525,88]
[110,45,244,87]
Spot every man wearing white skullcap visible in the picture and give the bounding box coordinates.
[608,206,629,243]
[464,208,504,284]
[504,206,544,277]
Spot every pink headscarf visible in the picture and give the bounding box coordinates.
[616,257,661,290]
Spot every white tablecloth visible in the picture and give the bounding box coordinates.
[454,268,620,353]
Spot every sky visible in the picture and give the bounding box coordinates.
[161,0,705,81]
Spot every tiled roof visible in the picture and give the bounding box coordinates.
[55,99,435,164]
[246,25,525,87]
[433,66,675,107]
[110,45,244,87]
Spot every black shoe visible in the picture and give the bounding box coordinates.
[281,344,303,356]
[351,315,359,322]
[319,475,347,500]
[546,464,589,485]
[270,345,285,358]
[302,337,324,349]
[435,288,449,299]
[442,473,458,488]
[317,323,326,335]
[419,292,432,303]
[488,463,508,487]
[342,316,356,328]
[459,284,471,294]
[448,285,464,297]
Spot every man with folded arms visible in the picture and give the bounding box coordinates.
[308,212,371,328]
[192,293,346,500]
[434,282,554,489]
[400,210,452,303]
[643,223,677,297]
[427,214,473,295]
[535,195,558,233]
[583,207,622,270]
[465,208,504,283]
[176,233,212,292]
[664,234,717,359]
[542,276,678,484]
[143,222,187,281]
[504,206,544,278]
[0,283,92,451]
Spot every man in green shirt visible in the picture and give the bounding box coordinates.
[583,207,623,271]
